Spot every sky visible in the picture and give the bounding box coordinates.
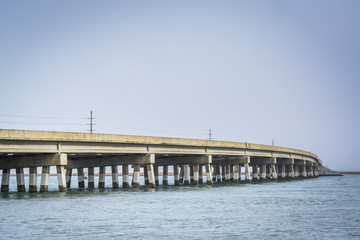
[0,0,359,171]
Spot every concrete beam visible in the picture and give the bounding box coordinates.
[154,155,212,166]
[212,156,250,165]
[276,158,294,165]
[66,154,155,169]
[0,154,67,169]
[250,157,276,165]
[294,160,306,166]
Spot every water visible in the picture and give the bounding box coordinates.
[1,175,360,239]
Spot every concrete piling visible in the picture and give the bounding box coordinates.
[260,164,266,181]
[205,163,213,185]
[29,167,37,192]
[271,164,278,180]
[184,164,190,185]
[66,169,72,189]
[199,165,203,184]
[16,168,25,192]
[294,165,300,178]
[216,165,221,183]
[77,168,85,188]
[302,166,307,178]
[123,164,129,188]
[179,165,184,184]
[252,164,258,181]
[233,164,239,183]
[147,163,156,188]
[112,165,119,188]
[280,165,286,179]
[193,164,199,185]
[154,166,159,186]
[288,165,295,179]
[174,165,180,185]
[225,164,231,182]
[144,166,149,185]
[221,165,226,182]
[1,169,10,192]
[266,165,271,179]
[132,164,140,187]
[230,165,234,182]
[245,163,251,183]
[190,165,194,184]
[40,166,50,192]
[88,167,94,188]
[57,166,67,192]
[99,166,106,188]
[163,165,168,185]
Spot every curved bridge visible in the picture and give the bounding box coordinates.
[0,129,319,192]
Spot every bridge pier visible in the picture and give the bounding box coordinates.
[221,165,225,182]
[190,165,194,184]
[111,165,119,188]
[66,169,72,188]
[245,163,251,183]
[193,164,199,185]
[199,165,204,184]
[29,167,37,192]
[279,165,286,179]
[266,165,271,179]
[225,164,231,182]
[206,163,213,185]
[144,166,149,185]
[77,168,85,188]
[174,165,180,185]
[57,166,67,192]
[16,168,25,192]
[252,164,258,181]
[179,165,184,184]
[40,166,50,192]
[184,164,190,185]
[294,165,300,178]
[132,164,140,187]
[260,164,266,181]
[233,164,239,183]
[215,165,221,183]
[123,164,129,188]
[88,167,94,188]
[99,166,106,188]
[154,166,159,186]
[288,164,295,179]
[1,169,10,192]
[230,165,234,181]
[147,163,156,188]
[302,165,307,178]
[163,166,168,185]
[271,164,277,180]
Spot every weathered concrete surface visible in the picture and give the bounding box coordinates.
[0,129,318,162]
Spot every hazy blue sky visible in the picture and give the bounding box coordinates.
[1,1,359,171]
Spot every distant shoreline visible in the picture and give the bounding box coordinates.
[337,171,360,174]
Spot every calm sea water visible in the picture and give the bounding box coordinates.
[0,175,359,239]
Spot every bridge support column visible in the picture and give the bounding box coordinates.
[154,166,159,186]
[174,165,180,185]
[302,165,307,178]
[288,165,295,179]
[1,169,10,192]
[199,165,203,184]
[40,166,50,192]
[314,166,319,177]
[57,166,67,192]
[163,166,168,185]
[190,165,194,184]
[230,165,234,182]
[307,166,311,177]
[66,169,72,188]
[193,164,199,185]
[311,166,315,177]
[29,167,37,192]
[132,164,140,187]
[225,164,231,182]
[280,165,286,179]
[221,165,226,182]
[233,164,239,183]
[260,164,266,181]
[216,165,221,183]
[16,168,25,192]
[294,165,299,178]
[99,166,106,188]
[123,164,129,188]
[88,167,94,188]
[252,164,258,181]
[179,165,184,184]
[184,164,190,185]
[266,165,271,179]
[111,166,119,188]
[206,163,213,185]
[77,168,85,188]
[144,166,149,185]
[147,163,156,188]
[245,163,251,183]
[271,164,277,180]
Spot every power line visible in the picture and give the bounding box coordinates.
[0,121,85,125]
[0,113,86,120]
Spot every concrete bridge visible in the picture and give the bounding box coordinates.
[0,129,319,192]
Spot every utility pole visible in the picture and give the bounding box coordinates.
[272,139,274,146]
[209,129,212,140]
[88,110,96,133]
